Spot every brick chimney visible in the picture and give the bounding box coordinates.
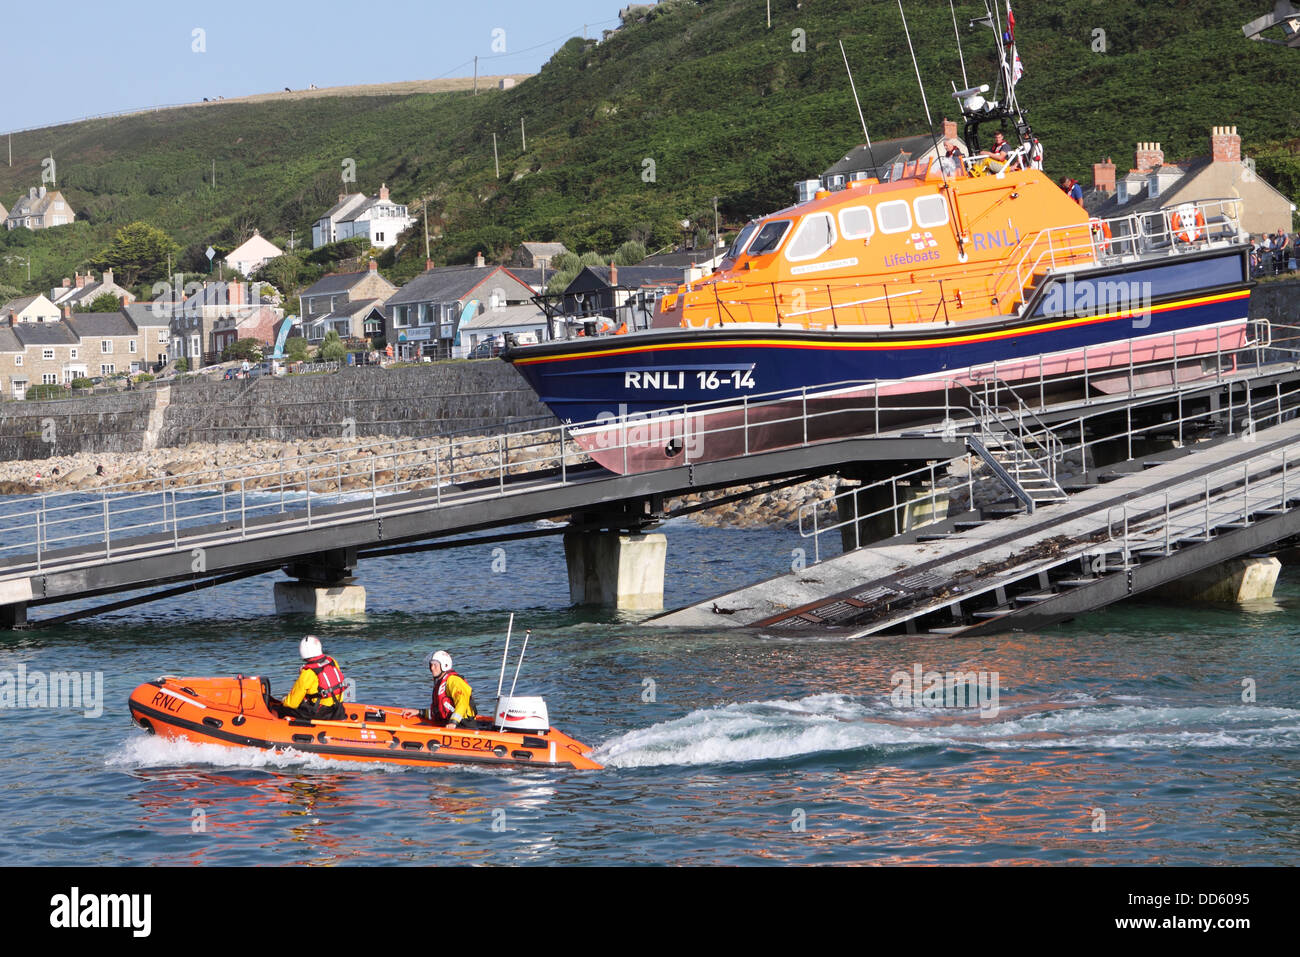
[1093,157,1116,192]
[379,182,390,201]
[1135,142,1164,173]
[75,272,87,289]
[609,262,619,286]
[368,259,378,272]
[61,277,71,289]
[1211,125,1241,164]
[61,304,71,319]
[339,193,347,203]
[475,251,485,268]
[942,117,958,141]
[228,281,244,306]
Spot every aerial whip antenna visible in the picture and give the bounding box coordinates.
[839,40,879,176]
[897,0,934,126]
[949,0,970,89]
[897,1,965,257]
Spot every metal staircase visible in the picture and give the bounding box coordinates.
[961,380,1068,512]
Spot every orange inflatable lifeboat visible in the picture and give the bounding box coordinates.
[128,675,602,770]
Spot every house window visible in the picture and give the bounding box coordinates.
[43,349,54,360]
[190,335,200,356]
[129,340,137,353]
[14,355,22,366]
[101,363,114,375]
[101,340,113,353]
[70,348,78,359]
[43,373,58,385]
[375,232,385,243]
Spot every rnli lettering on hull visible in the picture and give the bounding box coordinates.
[790,257,859,276]
[625,371,686,390]
[972,227,1022,251]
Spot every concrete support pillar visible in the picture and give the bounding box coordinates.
[274,547,365,617]
[1153,557,1281,603]
[273,581,367,616]
[836,480,948,552]
[0,579,33,630]
[0,603,27,630]
[564,531,666,610]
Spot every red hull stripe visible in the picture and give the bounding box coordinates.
[514,290,1250,366]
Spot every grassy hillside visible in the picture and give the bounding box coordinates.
[1,0,1296,297]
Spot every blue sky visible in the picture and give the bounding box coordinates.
[3,0,624,132]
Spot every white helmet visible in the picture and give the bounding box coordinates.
[299,635,323,660]
[430,650,453,673]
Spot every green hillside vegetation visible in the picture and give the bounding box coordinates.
[1,0,1296,300]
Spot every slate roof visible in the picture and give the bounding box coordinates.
[1,295,41,314]
[124,303,171,328]
[300,270,372,298]
[387,265,533,307]
[326,298,384,320]
[0,326,20,352]
[12,322,78,346]
[821,135,948,180]
[580,265,684,289]
[319,193,366,220]
[67,311,137,337]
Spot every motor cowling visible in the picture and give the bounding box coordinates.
[494,696,550,733]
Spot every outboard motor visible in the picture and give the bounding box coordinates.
[494,696,550,733]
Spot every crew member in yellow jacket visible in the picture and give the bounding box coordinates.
[422,650,476,727]
[280,636,348,720]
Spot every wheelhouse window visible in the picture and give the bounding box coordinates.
[785,212,837,262]
[728,223,758,258]
[839,206,875,241]
[914,194,949,229]
[876,200,912,234]
[745,220,791,256]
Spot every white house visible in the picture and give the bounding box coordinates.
[0,293,61,324]
[225,230,284,276]
[311,184,413,250]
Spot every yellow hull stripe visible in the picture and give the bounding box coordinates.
[514,289,1250,366]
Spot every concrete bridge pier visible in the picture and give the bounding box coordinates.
[564,499,666,610]
[0,579,32,630]
[1153,556,1282,603]
[273,547,366,617]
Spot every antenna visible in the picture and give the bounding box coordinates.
[838,40,879,175]
[897,0,933,126]
[949,0,970,89]
[897,0,964,255]
[495,612,514,699]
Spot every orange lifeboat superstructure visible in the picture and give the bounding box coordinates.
[129,675,603,770]
[666,160,1095,331]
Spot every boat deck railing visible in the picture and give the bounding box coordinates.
[989,196,1246,313]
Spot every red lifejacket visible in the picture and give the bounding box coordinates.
[303,655,347,705]
[432,670,468,722]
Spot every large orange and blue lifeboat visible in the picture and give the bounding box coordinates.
[507,94,1251,474]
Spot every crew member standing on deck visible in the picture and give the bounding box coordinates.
[279,636,348,720]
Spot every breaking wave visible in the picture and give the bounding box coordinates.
[596,693,1300,768]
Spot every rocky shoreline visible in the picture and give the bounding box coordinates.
[0,434,1055,529]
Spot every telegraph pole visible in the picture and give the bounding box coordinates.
[521,116,526,151]
[473,56,478,94]
[492,133,499,178]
